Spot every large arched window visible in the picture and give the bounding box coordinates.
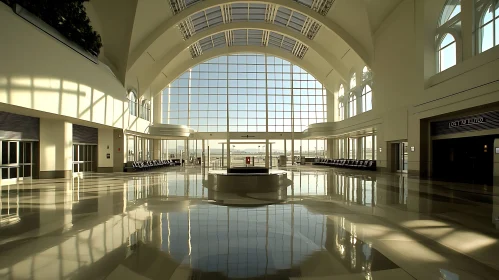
[362,85,372,113]
[438,33,457,72]
[338,84,345,121]
[478,2,499,53]
[128,90,137,116]
[162,54,327,132]
[350,73,356,89]
[140,99,151,121]
[362,66,371,81]
[349,94,356,118]
[436,0,460,72]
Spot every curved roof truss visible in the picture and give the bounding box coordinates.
[138,23,349,91]
[128,0,370,73]
[174,2,324,41]
[169,0,334,16]
[189,29,309,59]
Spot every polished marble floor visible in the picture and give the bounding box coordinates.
[0,166,498,279]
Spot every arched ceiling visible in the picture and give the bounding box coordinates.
[85,0,404,96]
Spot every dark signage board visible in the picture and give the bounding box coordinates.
[448,117,485,128]
[431,110,499,136]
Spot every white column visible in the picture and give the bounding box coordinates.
[222,143,225,168]
[327,139,334,158]
[153,139,161,160]
[284,140,287,158]
[98,128,113,172]
[461,0,474,60]
[152,91,162,124]
[227,140,231,169]
[270,143,273,168]
[265,139,270,169]
[39,119,72,178]
[202,140,206,168]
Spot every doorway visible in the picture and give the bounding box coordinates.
[72,144,97,173]
[432,135,495,185]
[398,142,408,173]
[19,142,33,179]
[0,141,35,184]
[219,141,274,168]
[390,142,408,173]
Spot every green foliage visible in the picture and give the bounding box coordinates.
[1,0,102,56]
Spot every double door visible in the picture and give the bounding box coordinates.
[396,142,408,173]
[0,141,33,182]
[73,144,96,173]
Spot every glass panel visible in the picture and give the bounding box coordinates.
[79,163,84,172]
[73,164,78,173]
[24,165,31,177]
[483,7,493,24]
[440,41,456,71]
[9,167,17,179]
[2,168,8,179]
[440,33,454,47]
[495,18,499,47]
[481,22,494,52]
[9,142,17,164]
[79,145,85,162]
[73,145,78,161]
[2,142,8,165]
[25,142,32,164]
[88,145,92,162]
[19,143,25,164]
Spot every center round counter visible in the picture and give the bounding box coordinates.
[207,169,288,192]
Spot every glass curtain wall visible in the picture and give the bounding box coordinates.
[360,135,374,160]
[162,54,326,133]
[348,138,357,159]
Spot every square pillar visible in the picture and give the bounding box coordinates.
[97,128,114,173]
[265,139,269,169]
[39,119,72,179]
[113,129,125,172]
[153,139,161,160]
[327,139,334,158]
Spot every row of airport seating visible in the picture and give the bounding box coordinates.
[314,158,376,171]
[124,159,180,172]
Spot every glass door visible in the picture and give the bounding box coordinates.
[397,142,408,173]
[73,144,96,173]
[19,142,33,179]
[0,141,19,183]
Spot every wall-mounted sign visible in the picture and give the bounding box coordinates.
[448,117,485,128]
[431,110,499,136]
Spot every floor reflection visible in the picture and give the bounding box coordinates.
[0,167,497,279]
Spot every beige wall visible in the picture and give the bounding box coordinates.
[319,0,499,175]
[98,128,114,169]
[0,5,151,134]
[39,119,72,172]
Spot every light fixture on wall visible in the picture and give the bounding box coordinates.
[379,148,382,153]
[411,146,415,152]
